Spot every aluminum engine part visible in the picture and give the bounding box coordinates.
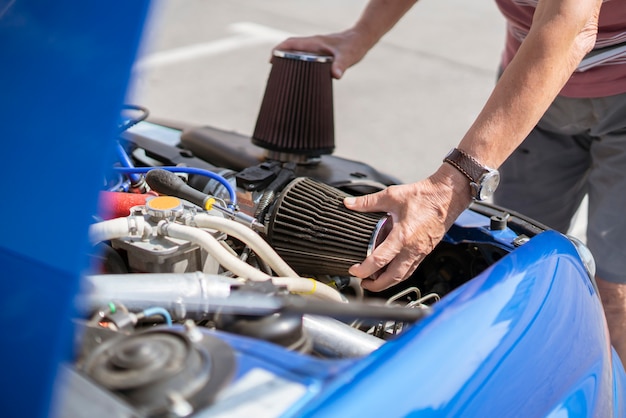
[81,272,384,358]
[110,196,224,274]
[81,272,234,321]
[112,234,209,274]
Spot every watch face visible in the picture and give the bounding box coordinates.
[477,170,500,201]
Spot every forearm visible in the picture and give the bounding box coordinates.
[457,0,601,169]
[341,0,603,290]
[350,0,418,52]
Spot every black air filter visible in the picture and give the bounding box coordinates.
[252,50,335,158]
[266,177,391,276]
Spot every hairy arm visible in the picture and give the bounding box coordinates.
[457,0,600,168]
[274,0,417,78]
[348,0,602,291]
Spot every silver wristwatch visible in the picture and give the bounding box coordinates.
[443,148,500,201]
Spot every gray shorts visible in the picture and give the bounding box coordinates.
[493,92,626,284]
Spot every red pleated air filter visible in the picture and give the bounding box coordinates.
[265,177,392,276]
[252,50,335,158]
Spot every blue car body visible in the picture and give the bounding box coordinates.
[302,227,626,417]
[1,2,624,417]
[190,225,626,417]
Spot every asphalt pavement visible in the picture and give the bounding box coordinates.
[130,0,586,239]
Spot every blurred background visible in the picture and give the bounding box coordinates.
[129,0,506,184]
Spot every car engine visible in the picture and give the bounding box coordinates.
[60,51,545,417]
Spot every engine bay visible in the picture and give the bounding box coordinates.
[7,7,621,418]
[55,106,548,416]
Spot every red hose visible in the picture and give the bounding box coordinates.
[98,191,151,219]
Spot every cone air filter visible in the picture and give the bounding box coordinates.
[252,50,335,159]
[265,177,392,276]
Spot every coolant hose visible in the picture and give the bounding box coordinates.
[159,221,270,281]
[271,277,344,303]
[88,216,152,244]
[98,191,150,219]
[192,214,299,278]
[158,222,344,302]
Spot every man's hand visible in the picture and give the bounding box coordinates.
[344,164,472,292]
[273,30,370,79]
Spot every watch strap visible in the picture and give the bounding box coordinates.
[443,148,485,184]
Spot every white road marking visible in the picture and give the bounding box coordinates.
[134,22,294,71]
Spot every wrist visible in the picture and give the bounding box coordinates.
[442,148,500,201]
[420,164,474,231]
[349,21,384,54]
[431,163,474,208]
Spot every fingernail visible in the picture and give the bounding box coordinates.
[348,263,359,275]
[344,197,355,206]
